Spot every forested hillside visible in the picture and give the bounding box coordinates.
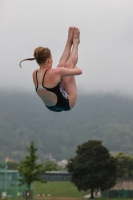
[0,90,133,161]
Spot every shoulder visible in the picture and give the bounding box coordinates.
[32,68,39,77]
[45,68,62,82]
[32,69,39,85]
[46,68,62,77]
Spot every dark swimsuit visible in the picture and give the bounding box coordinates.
[36,69,70,112]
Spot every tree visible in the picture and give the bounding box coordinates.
[43,160,65,171]
[67,140,117,199]
[115,152,133,181]
[7,161,19,170]
[43,160,58,171]
[18,141,46,193]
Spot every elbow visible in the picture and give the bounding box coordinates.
[75,66,82,75]
[79,69,82,75]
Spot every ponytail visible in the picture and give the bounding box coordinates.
[19,47,51,67]
[19,58,36,68]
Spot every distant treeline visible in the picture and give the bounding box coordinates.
[0,90,133,161]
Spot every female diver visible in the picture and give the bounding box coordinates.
[19,27,82,112]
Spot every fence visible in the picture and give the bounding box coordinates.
[0,169,71,198]
[102,189,133,198]
[0,169,27,198]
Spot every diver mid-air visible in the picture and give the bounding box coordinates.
[19,27,82,112]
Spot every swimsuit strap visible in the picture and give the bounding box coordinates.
[42,69,49,88]
[36,70,39,91]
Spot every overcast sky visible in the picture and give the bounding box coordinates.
[0,0,133,97]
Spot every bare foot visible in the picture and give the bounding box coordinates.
[73,27,80,44]
[68,26,74,44]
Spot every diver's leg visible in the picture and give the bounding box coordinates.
[57,27,73,67]
[64,27,80,69]
[61,27,80,108]
[62,76,77,109]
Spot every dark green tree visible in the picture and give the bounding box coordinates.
[18,141,46,192]
[67,140,117,199]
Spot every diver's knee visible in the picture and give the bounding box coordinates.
[64,61,73,68]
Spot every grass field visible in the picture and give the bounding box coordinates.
[33,182,88,197]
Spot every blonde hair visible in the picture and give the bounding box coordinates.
[19,47,51,67]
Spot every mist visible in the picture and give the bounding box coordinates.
[0,0,133,97]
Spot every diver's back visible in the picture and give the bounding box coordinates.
[36,88,57,106]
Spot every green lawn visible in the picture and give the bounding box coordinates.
[33,181,88,197]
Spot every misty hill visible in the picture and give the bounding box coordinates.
[0,91,133,161]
